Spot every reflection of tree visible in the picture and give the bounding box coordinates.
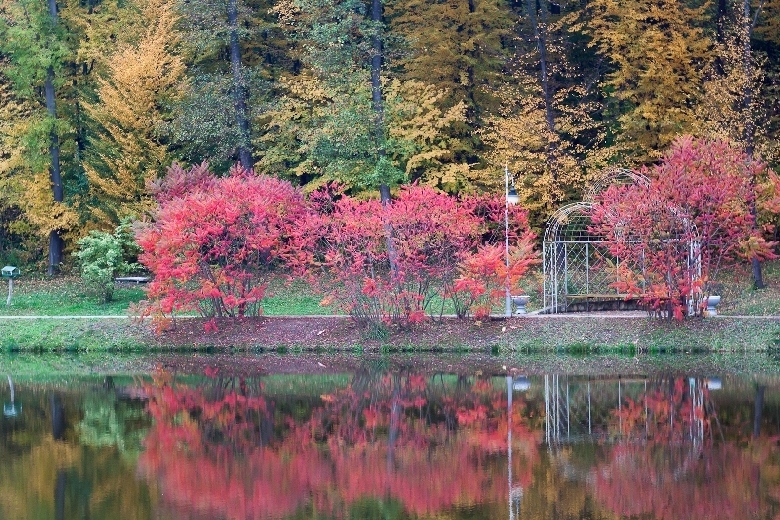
[611,377,716,443]
[0,387,155,519]
[593,441,780,519]
[78,392,148,459]
[137,369,541,519]
[593,377,780,519]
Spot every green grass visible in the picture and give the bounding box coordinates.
[0,260,779,353]
[718,261,780,316]
[262,279,334,315]
[0,276,146,316]
[0,319,142,351]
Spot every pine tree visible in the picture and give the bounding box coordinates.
[82,0,186,227]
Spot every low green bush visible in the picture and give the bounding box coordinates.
[74,221,140,303]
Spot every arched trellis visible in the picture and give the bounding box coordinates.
[542,169,702,314]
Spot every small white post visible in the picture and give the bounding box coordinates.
[6,278,12,306]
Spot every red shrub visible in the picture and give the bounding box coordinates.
[136,164,311,325]
[309,185,538,326]
[591,136,777,319]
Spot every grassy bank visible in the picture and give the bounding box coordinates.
[2,261,780,318]
[0,276,331,316]
[0,314,779,353]
[3,350,780,380]
[0,262,779,352]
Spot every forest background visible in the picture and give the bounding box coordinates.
[1,0,779,273]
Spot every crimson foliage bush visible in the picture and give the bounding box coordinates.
[591,136,778,319]
[308,185,538,328]
[136,164,310,327]
[136,167,539,332]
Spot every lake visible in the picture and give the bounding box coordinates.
[1,353,779,519]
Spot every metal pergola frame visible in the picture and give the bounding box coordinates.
[542,169,702,314]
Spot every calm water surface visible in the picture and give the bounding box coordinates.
[2,357,780,519]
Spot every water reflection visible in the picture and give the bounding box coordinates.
[1,365,780,519]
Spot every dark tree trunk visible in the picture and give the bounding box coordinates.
[52,392,67,520]
[524,0,556,168]
[228,0,253,169]
[46,0,63,276]
[715,0,728,74]
[54,471,66,520]
[386,373,401,472]
[372,0,399,277]
[741,0,765,289]
[371,0,384,154]
[51,393,66,441]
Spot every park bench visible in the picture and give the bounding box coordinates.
[114,276,150,284]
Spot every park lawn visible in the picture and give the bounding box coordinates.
[1,260,777,318]
[0,276,333,317]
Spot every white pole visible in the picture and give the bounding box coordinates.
[6,278,12,306]
[505,164,512,317]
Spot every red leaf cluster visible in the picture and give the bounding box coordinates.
[136,370,541,519]
[591,136,777,319]
[137,166,540,330]
[308,185,539,325]
[136,164,311,326]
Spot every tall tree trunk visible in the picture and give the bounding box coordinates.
[741,0,765,288]
[715,0,728,74]
[372,0,399,277]
[524,0,556,167]
[51,392,67,520]
[54,471,66,520]
[46,0,63,276]
[386,373,401,472]
[371,0,384,163]
[228,0,253,169]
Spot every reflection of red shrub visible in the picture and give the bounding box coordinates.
[593,443,765,519]
[596,378,778,519]
[136,372,541,519]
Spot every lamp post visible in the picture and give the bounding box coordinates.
[504,165,520,317]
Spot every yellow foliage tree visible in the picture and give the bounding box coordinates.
[481,71,610,231]
[0,59,79,252]
[384,79,468,192]
[570,0,714,164]
[82,0,185,227]
[694,32,778,164]
[258,75,468,194]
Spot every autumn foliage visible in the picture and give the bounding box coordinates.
[307,185,538,327]
[595,377,775,519]
[591,137,778,319]
[135,163,310,325]
[135,169,538,330]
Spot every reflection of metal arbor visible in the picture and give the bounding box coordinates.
[543,168,701,313]
[543,375,719,446]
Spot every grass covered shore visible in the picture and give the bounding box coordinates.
[0,263,779,352]
[0,314,778,353]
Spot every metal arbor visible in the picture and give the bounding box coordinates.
[541,168,701,314]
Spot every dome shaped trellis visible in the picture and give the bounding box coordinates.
[542,169,701,314]
[583,167,650,203]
